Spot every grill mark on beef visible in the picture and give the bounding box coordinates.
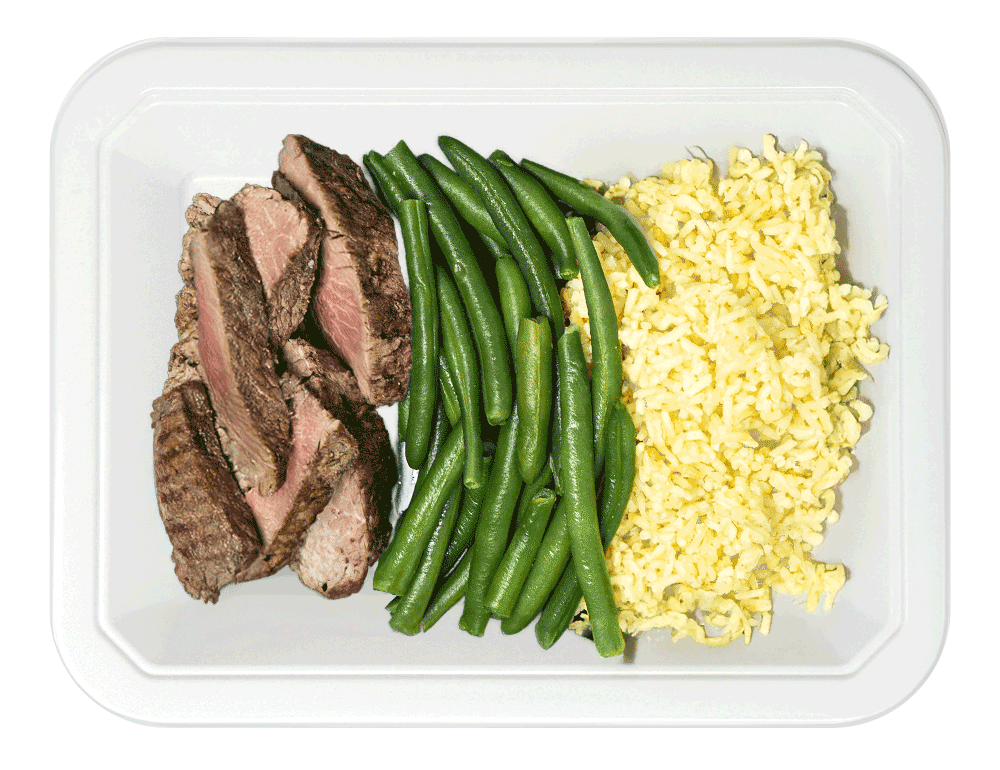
[151,381,262,603]
[191,199,291,495]
[238,376,357,582]
[232,184,322,347]
[275,134,412,406]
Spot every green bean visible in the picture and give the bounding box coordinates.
[410,402,451,500]
[363,151,407,215]
[567,216,623,472]
[438,267,484,489]
[438,352,462,427]
[372,422,464,596]
[515,317,553,483]
[558,325,624,657]
[460,405,521,636]
[601,402,637,543]
[384,140,512,425]
[533,563,578,647]
[386,595,401,614]
[484,489,557,618]
[496,257,532,353]
[535,402,636,649]
[499,499,570,635]
[397,393,409,451]
[389,483,464,635]
[515,464,552,525]
[438,136,563,338]
[441,452,493,575]
[418,153,508,249]
[520,158,661,289]
[549,364,563,497]
[422,549,473,632]
[398,199,439,470]
[490,149,578,279]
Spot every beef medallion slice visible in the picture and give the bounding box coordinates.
[191,198,291,495]
[275,134,412,405]
[151,381,262,603]
[231,184,322,347]
[238,375,358,583]
[161,193,221,393]
[284,337,396,598]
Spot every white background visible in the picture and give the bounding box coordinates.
[12,0,993,758]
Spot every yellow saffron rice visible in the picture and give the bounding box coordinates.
[562,136,889,645]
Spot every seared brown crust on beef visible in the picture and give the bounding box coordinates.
[282,336,366,407]
[151,381,262,603]
[271,171,308,210]
[238,376,358,582]
[284,338,396,598]
[275,134,411,406]
[231,184,322,347]
[191,199,291,495]
[161,194,221,394]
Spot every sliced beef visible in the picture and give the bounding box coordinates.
[238,375,358,582]
[231,184,322,347]
[190,198,291,495]
[275,134,412,406]
[160,194,221,394]
[151,381,262,603]
[282,335,365,407]
[283,337,396,598]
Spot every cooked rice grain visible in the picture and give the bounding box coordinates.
[562,135,888,646]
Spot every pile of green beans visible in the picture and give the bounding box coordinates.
[367,137,645,658]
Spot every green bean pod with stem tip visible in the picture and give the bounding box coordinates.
[438,136,564,338]
[438,352,462,427]
[460,405,521,636]
[567,216,623,473]
[514,464,552,526]
[399,199,438,470]
[520,158,661,289]
[490,149,578,279]
[389,483,464,635]
[409,402,451,503]
[437,267,484,489]
[363,151,407,214]
[558,325,624,657]
[422,548,473,632]
[496,257,532,354]
[418,153,508,249]
[535,402,636,649]
[499,499,570,635]
[549,363,563,497]
[384,140,512,425]
[441,450,494,574]
[397,393,409,451]
[484,489,557,618]
[372,422,465,597]
[514,317,553,484]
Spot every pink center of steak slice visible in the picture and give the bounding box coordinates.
[244,387,342,546]
[234,185,313,300]
[191,229,283,494]
[310,243,370,386]
[292,480,369,597]
[275,134,411,405]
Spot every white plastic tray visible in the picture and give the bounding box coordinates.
[50,39,948,726]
